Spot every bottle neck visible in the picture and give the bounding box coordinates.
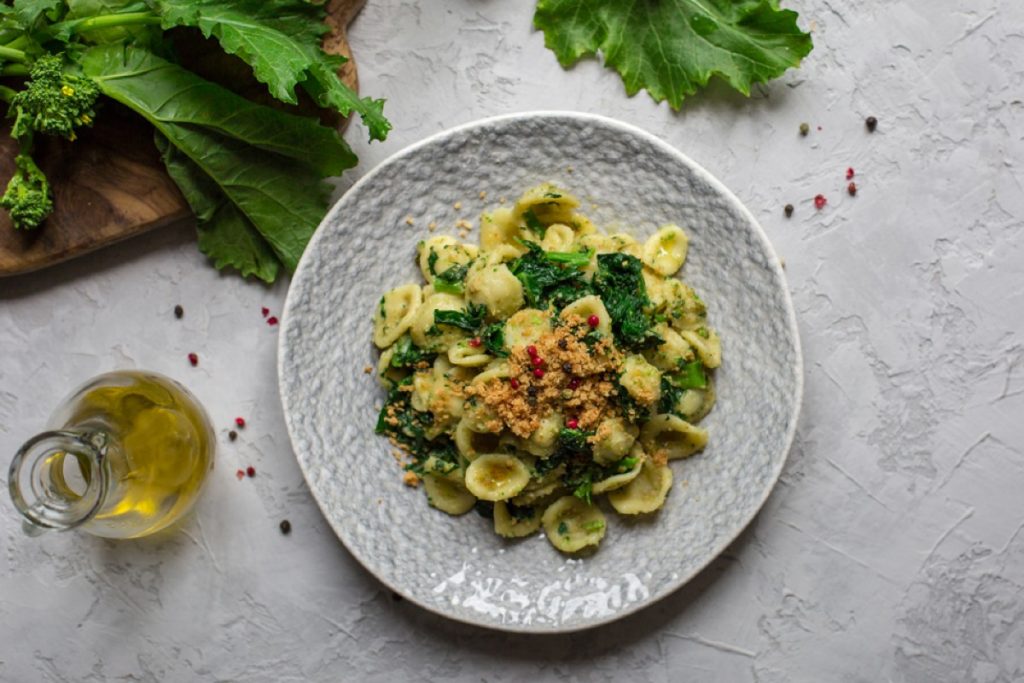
[8,430,109,534]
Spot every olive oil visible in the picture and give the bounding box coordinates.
[10,371,215,538]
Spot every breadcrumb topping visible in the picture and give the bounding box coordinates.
[466,315,623,438]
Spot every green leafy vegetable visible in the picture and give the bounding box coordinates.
[522,208,547,238]
[510,240,593,311]
[534,0,814,109]
[0,0,389,279]
[672,360,708,390]
[593,253,661,349]
[153,0,390,141]
[544,247,593,268]
[388,333,435,369]
[433,263,469,295]
[434,303,487,333]
[481,322,508,358]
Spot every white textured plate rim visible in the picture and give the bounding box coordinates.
[278,110,804,634]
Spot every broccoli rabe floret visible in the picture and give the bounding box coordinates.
[10,54,100,141]
[1,154,53,230]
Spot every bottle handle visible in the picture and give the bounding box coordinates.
[8,430,108,534]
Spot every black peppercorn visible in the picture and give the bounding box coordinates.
[866,116,878,132]
[174,304,184,319]
[279,520,291,535]
[228,430,237,442]
[558,339,568,350]
[784,204,794,218]
[799,122,810,136]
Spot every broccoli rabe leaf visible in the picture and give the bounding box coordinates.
[510,240,593,311]
[153,0,390,141]
[388,333,435,369]
[155,132,280,282]
[433,263,469,295]
[434,303,487,332]
[81,44,330,271]
[593,252,661,349]
[534,0,814,109]
[481,322,508,358]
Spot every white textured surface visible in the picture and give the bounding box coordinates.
[279,112,802,632]
[1,0,1022,678]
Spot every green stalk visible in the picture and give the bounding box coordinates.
[52,12,162,36]
[0,84,17,103]
[1,64,29,77]
[0,45,27,63]
[4,36,31,52]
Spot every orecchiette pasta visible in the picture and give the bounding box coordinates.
[373,184,722,554]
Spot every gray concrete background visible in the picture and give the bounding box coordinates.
[2,1,1022,680]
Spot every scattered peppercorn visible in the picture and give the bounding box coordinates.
[846,167,855,180]
[187,352,198,366]
[566,418,579,429]
[531,355,544,367]
[533,368,545,379]
[784,204,794,218]
[468,337,481,348]
[174,305,183,319]
[527,385,537,396]
[587,315,600,328]
[509,378,520,389]
[235,417,246,428]
[848,182,858,196]
[266,316,279,326]
[261,307,269,318]
[279,520,292,535]
[557,339,568,350]
[228,430,238,442]
[799,122,809,136]
[568,378,581,390]
[526,344,538,357]
[562,362,573,374]
[246,466,255,477]
[235,469,245,480]
[814,194,827,210]
[866,116,878,132]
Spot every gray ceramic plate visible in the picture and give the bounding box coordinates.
[279,112,802,633]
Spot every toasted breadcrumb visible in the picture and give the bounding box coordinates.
[479,191,487,200]
[363,365,373,374]
[465,315,623,438]
[402,471,421,487]
[404,215,414,226]
[428,222,438,232]
[453,201,463,210]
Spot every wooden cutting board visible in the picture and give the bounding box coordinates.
[0,0,365,278]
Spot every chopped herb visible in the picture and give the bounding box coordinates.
[544,192,563,199]
[582,520,605,532]
[427,249,439,276]
[697,327,710,339]
[615,456,638,473]
[557,521,569,536]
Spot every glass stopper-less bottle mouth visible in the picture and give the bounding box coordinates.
[9,430,108,533]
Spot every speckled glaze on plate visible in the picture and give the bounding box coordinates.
[278,112,803,633]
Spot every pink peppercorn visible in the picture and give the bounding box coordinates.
[814,194,827,210]
[187,352,198,366]
[587,315,599,328]
[526,345,538,357]
[566,418,579,430]
[246,466,255,477]
[846,167,855,180]
[468,337,481,348]
[267,316,279,326]
[261,307,269,318]
[235,417,246,428]
[533,368,545,379]
[509,378,520,389]
[568,378,580,390]
[531,355,544,367]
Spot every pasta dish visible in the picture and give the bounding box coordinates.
[372,184,721,553]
